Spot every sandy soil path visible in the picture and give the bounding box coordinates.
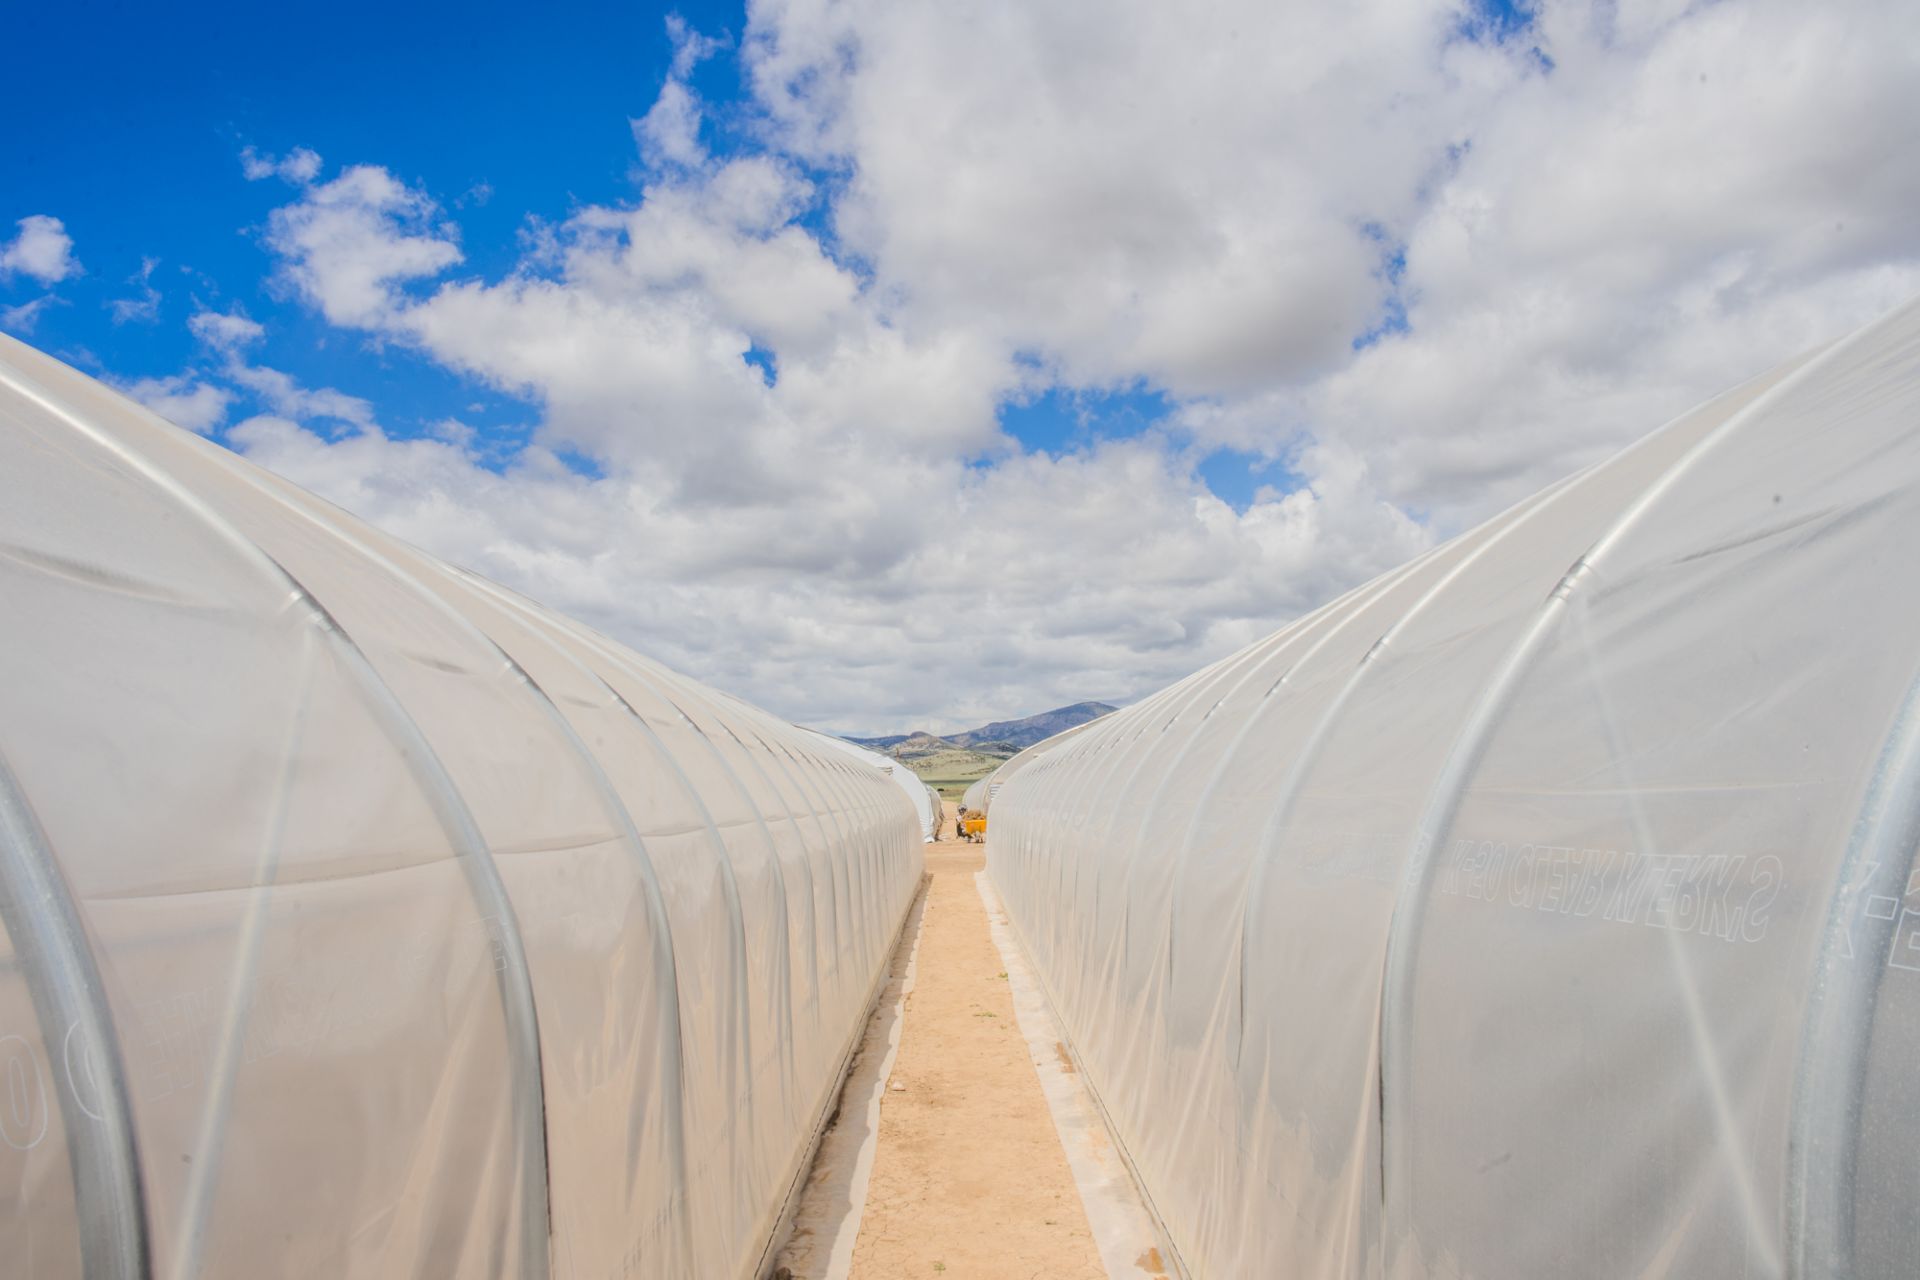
[846,809,1107,1279]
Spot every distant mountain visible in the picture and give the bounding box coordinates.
[848,701,1116,759]
[888,731,959,760]
[841,701,1117,799]
[948,701,1117,751]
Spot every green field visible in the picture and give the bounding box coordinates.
[900,747,1003,799]
[921,778,986,801]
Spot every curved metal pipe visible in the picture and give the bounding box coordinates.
[1377,328,1866,1271]
[0,362,553,1279]
[0,754,150,1280]
[1786,664,1920,1277]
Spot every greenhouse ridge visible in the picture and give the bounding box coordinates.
[5,294,1920,1278]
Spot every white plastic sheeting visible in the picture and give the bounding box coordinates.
[805,732,941,842]
[961,776,991,814]
[964,720,1101,816]
[986,298,1920,1279]
[963,770,1008,816]
[0,334,924,1279]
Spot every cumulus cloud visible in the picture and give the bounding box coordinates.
[1275,0,1920,523]
[219,135,1428,727]
[189,0,1920,730]
[749,0,1509,395]
[745,0,1920,518]
[232,410,1422,730]
[0,215,81,285]
[633,16,731,170]
[635,81,708,169]
[264,165,462,327]
[188,306,266,353]
[118,374,232,433]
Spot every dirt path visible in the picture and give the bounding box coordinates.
[846,809,1107,1279]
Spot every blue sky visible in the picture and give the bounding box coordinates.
[5,0,1291,507]
[8,1,736,453]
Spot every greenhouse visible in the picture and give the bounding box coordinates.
[0,334,925,1278]
[985,299,1920,1277]
[805,731,943,843]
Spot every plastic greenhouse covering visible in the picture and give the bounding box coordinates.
[986,298,1920,1279]
[0,333,924,1279]
[804,731,942,842]
[960,768,1006,816]
[963,720,1095,816]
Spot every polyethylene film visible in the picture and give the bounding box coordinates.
[0,332,924,1279]
[985,299,1920,1279]
[806,730,943,842]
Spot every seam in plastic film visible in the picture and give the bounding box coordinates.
[1549,555,1593,602]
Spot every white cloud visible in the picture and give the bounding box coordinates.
[1272,0,1920,524]
[118,374,232,433]
[0,215,81,285]
[229,410,1422,731]
[206,0,1920,729]
[635,81,708,169]
[225,363,379,431]
[427,417,478,447]
[743,0,1920,519]
[108,257,163,324]
[184,304,376,431]
[240,145,324,184]
[265,165,462,327]
[188,306,266,353]
[1,297,56,333]
[634,18,731,170]
[666,14,727,77]
[225,143,1427,727]
[180,301,382,437]
[747,0,1513,396]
